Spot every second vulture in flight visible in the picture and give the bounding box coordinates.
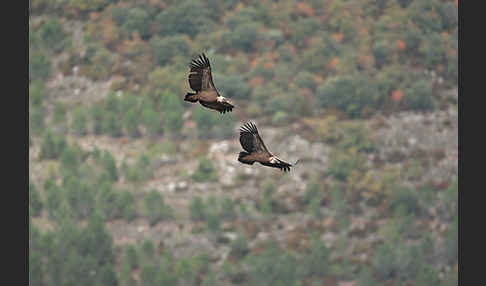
[238,122,297,172]
[184,53,234,114]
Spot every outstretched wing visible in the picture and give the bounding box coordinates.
[262,157,293,172]
[239,122,270,154]
[188,53,216,92]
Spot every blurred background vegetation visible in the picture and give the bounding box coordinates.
[29,0,458,285]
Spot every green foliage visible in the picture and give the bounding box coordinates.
[246,242,300,286]
[154,0,211,38]
[123,153,152,183]
[144,190,173,226]
[30,51,51,81]
[300,234,331,277]
[404,79,434,111]
[30,105,45,135]
[220,196,237,220]
[38,18,66,52]
[141,104,163,137]
[189,196,207,221]
[63,174,94,219]
[150,35,190,66]
[44,177,63,219]
[102,112,123,137]
[29,180,43,217]
[125,244,139,270]
[71,107,87,136]
[90,104,104,135]
[224,22,262,52]
[38,213,117,286]
[206,211,221,233]
[258,179,276,214]
[123,108,141,138]
[159,91,184,135]
[192,156,218,182]
[389,187,421,216]
[317,74,380,118]
[294,71,317,91]
[39,130,67,160]
[122,7,151,38]
[229,233,249,260]
[29,80,45,106]
[213,73,251,100]
[53,102,67,125]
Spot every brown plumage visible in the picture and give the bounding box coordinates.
[184,53,234,114]
[238,122,295,172]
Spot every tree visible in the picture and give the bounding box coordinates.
[189,197,207,221]
[150,35,190,66]
[144,190,173,226]
[153,0,211,38]
[72,107,87,136]
[29,180,43,217]
[39,130,67,160]
[192,156,218,182]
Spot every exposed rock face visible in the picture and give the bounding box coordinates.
[373,107,458,184]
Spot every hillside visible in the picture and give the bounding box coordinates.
[29,1,458,286]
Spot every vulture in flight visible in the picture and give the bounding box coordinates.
[184,53,234,114]
[238,122,297,172]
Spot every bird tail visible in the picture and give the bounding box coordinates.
[184,92,199,103]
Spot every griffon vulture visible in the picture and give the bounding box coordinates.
[184,53,234,114]
[238,122,297,172]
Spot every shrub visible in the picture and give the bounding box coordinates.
[192,156,218,182]
[159,91,183,136]
[123,109,141,138]
[206,212,221,233]
[246,242,299,286]
[123,7,151,39]
[99,151,118,182]
[220,196,236,220]
[144,190,173,226]
[38,18,65,52]
[154,0,211,38]
[125,244,139,270]
[30,51,51,81]
[294,71,317,91]
[290,18,320,48]
[213,73,251,100]
[229,234,249,260]
[72,107,87,136]
[53,102,67,125]
[90,104,104,135]
[300,234,331,277]
[29,80,45,106]
[124,153,152,182]
[189,197,207,221]
[141,105,163,137]
[389,187,421,216]
[150,35,190,66]
[30,105,45,135]
[224,23,262,52]
[102,112,122,137]
[44,177,62,219]
[317,74,380,118]
[404,79,434,111]
[29,180,43,217]
[39,130,67,160]
[64,175,94,219]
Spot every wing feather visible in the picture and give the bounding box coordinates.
[188,53,215,92]
[239,122,270,154]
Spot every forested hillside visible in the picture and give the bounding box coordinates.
[29,0,458,285]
